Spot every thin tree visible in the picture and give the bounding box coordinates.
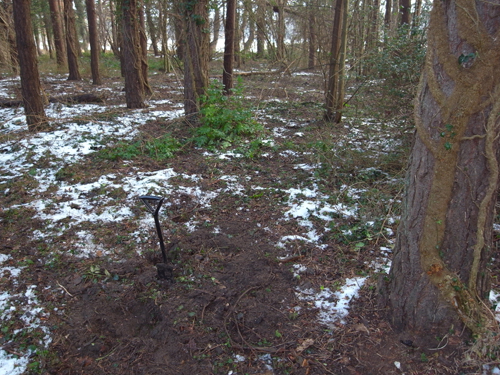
[138,1,152,96]
[86,0,101,85]
[64,0,82,80]
[223,0,235,94]
[256,0,265,58]
[324,0,346,122]
[49,0,66,67]
[381,0,500,348]
[121,0,145,108]
[12,0,48,131]
[183,0,209,119]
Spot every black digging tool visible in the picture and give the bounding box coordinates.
[139,195,173,280]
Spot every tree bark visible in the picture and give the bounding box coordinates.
[138,2,152,96]
[86,0,101,85]
[12,0,48,131]
[145,4,159,56]
[333,0,349,123]
[399,0,411,26]
[64,0,82,80]
[324,0,345,122]
[121,0,145,108]
[49,0,67,68]
[209,3,221,59]
[183,0,209,119]
[275,0,285,61]
[256,0,265,58]
[382,0,500,340]
[307,4,316,69]
[223,0,236,94]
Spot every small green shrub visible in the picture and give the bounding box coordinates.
[192,79,263,149]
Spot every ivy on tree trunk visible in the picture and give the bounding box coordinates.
[381,0,500,347]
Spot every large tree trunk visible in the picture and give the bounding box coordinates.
[183,0,209,119]
[223,0,236,94]
[86,0,101,85]
[49,0,67,68]
[64,0,82,80]
[382,0,500,340]
[12,0,48,131]
[121,0,145,108]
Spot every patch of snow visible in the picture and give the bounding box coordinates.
[296,277,367,326]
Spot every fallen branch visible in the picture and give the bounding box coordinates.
[0,93,106,108]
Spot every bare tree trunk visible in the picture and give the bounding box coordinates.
[0,1,18,73]
[381,0,500,342]
[121,0,145,108]
[412,0,422,28]
[209,3,221,59]
[64,0,82,80]
[256,0,265,58]
[334,0,349,123]
[109,0,119,57]
[324,0,345,121]
[42,9,54,59]
[86,0,101,85]
[74,0,88,53]
[275,0,285,61]
[12,0,48,131]
[223,0,235,94]
[400,0,411,26]
[173,1,184,60]
[49,0,67,67]
[145,4,159,56]
[183,0,209,119]
[234,6,241,68]
[138,2,152,96]
[307,4,316,69]
[384,0,392,28]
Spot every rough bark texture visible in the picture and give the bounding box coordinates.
[223,0,235,94]
[86,0,101,85]
[324,0,345,122]
[382,0,500,338]
[12,0,48,131]
[64,0,82,80]
[49,0,67,67]
[183,0,209,119]
[121,0,145,109]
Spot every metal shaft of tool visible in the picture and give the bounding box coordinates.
[152,197,167,264]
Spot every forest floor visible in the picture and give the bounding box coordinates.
[0,59,499,375]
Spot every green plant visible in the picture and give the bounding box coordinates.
[192,79,263,149]
[97,133,180,161]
